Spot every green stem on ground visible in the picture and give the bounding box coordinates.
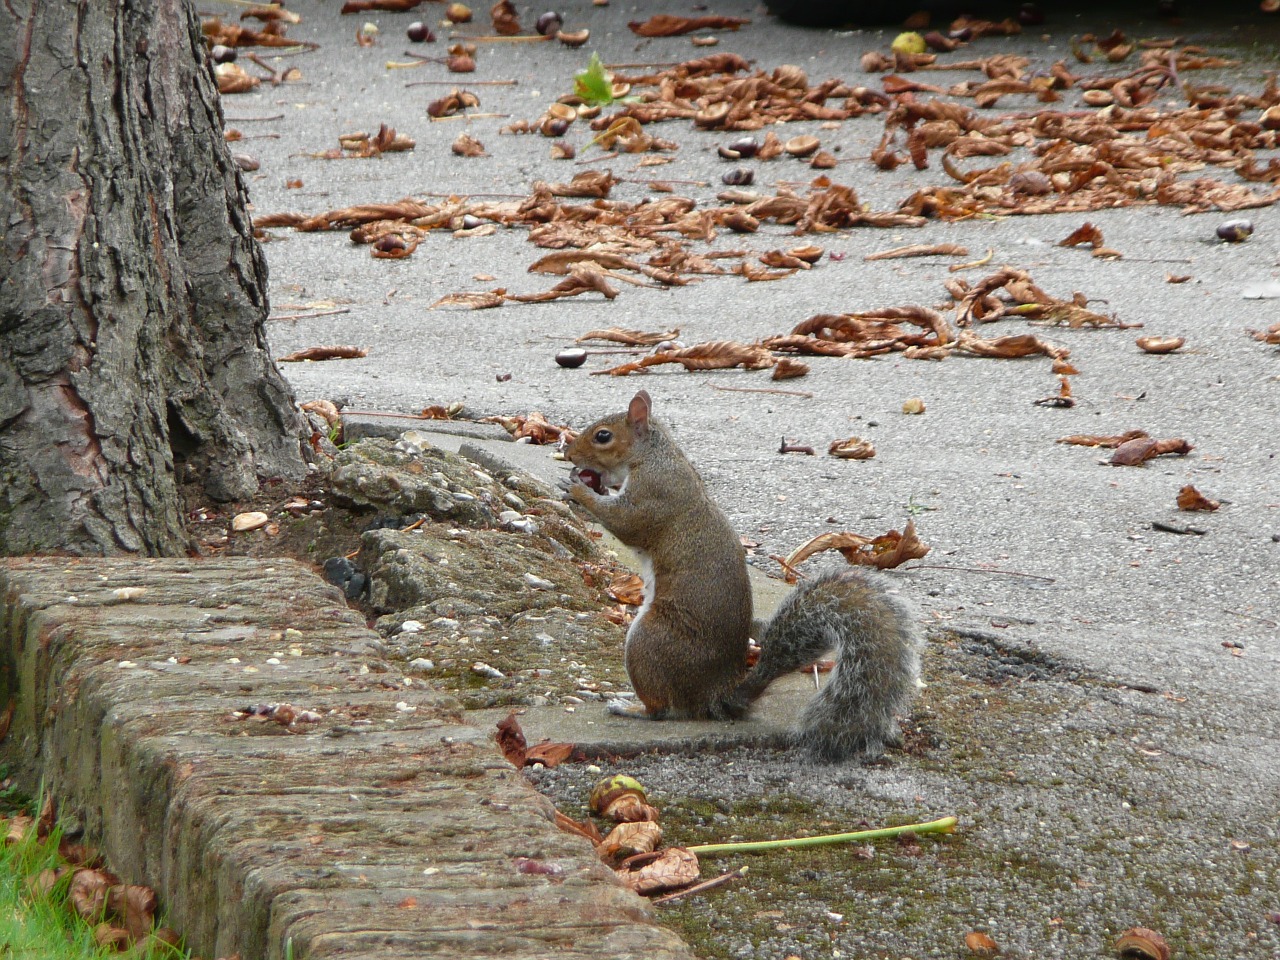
[686,815,958,856]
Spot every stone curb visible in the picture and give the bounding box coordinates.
[0,557,695,960]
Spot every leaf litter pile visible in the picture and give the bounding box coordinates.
[247,21,1280,364]
[4,801,184,958]
[493,725,956,902]
[237,9,1250,507]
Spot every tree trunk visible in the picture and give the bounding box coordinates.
[0,0,307,556]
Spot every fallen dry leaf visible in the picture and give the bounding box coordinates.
[432,290,507,310]
[495,711,527,768]
[865,243,969,260]
[828,437,876,460]
[452,133,487,157]
[527,741,575,767]
[1057,430,1149,448]
[599,821,664,865]
[782,520,930,577]
[341,0,426,10]
[1247,322,1280,345]
[481,411,575,444]
[94,924,131,950]
[554,809,604,844]
[607,570,645,605]
[1136,336,1184,354]
[107,883,158,941]
[1059,222,1104,248]
[278,345,369,362]
[69,869,114,921]
[965,930,1000,957]
[490,0,520,34]
[1110,436,1193,466]
[1176,484,1220,511]
[616,846,700,894]
[596,340,774,376]
[300,399,341,427]
[628,14,750,37]
[5,814,34,846]
[771,357,809,380]
[577,327,679,346]
[214,62,260,94]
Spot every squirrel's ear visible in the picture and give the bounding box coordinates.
[628,391,652,435]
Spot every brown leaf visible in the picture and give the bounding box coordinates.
[107,883,158,941]
[341,0,427,10]
[1057,430,1149,448]
[539,170,616,198]
[530,251,638,275]
[36,796,53,839]
[771,357,809,380]
[495,711,528,768]
[428,90,481,118]
[481,411,575,444]
[300,399,342,428]
[94,924,132,950]
[577,327,679,346]
[507,267,620,303]
[953,330,1068,360]
[608,340,774,374]
[490,0,520,34]
[58,838,99,867]
[1059,222,1104,248]
[759,250,811,270]
[432,290,508,310]
[864,243,969,260]
[965,931,1000,957]
[616,846,701,895]
[828,436,876,460]
[5,814,33,846]
[600,821,663,865]
[277,345,368,362]
[0,697,13,743]
[628,14,750,37]
[214,63,260,94]
[451,133,487,157]
[1176,485,1220,512]
[27,866,67,898]
[1110,436,1193,466]
[607,570,646,605]
[554,809,604,844]
[783,520,930,574]
[1136,336,1184,354]
[69,868,114,921]
[526,741,575,767]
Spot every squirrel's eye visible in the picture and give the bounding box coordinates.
[593,429,613,444]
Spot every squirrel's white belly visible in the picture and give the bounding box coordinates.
[625,550,655,652]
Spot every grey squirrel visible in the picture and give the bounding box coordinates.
[565,390,921,763]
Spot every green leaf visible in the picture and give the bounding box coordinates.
[573,52,614,106]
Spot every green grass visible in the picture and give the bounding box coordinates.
[0,819,121,960]
[0,789,186,960]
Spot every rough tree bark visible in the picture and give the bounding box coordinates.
[0,0,308,556]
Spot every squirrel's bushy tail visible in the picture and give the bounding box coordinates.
[727,569,921,763]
